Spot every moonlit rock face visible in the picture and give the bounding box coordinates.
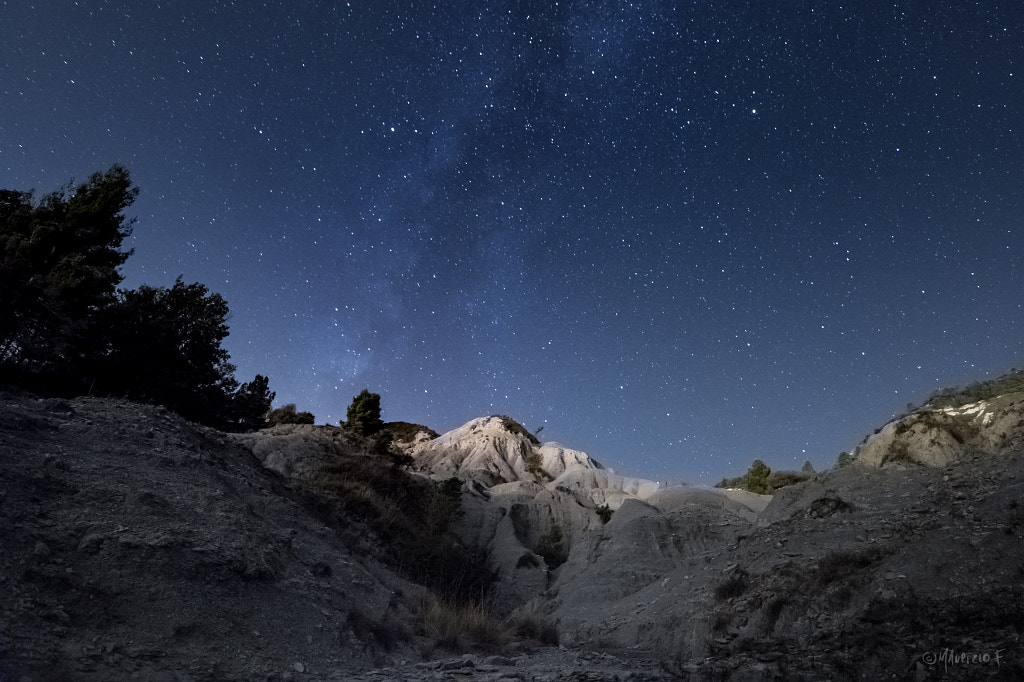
[537,443,604,478]
[411,416,604,486]
[854,394,1024,468]
[548,468,661,500]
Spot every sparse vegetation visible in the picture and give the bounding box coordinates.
[880,440,912,466]
[924,368,1024,409]
[716,459,810,494]
[314,449,493,604]
[535,522,567,569]
[419,596,507,650]
[498,414,541,446]
[383,421,439,443]
[596,504,613,524]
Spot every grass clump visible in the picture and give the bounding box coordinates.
[420,597,507,650]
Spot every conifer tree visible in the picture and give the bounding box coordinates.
[343,389,383,436]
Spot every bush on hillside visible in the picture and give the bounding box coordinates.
[314,454,492,603]
[267,403,315,426]
[497,415,541,446]
[925,368,1024,409]
[716,459,810,495]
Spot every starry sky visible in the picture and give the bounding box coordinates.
[3,1,1023,483]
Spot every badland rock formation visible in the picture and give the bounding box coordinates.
[3,390,1023,680]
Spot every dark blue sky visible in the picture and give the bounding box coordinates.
[3,1,1022,482]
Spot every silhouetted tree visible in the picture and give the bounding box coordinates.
[232,374,276,430]
[0,165,136,381]
[1,166,276,430]
[99,278,240,425]
[715,458,773,494]
[343,389,383,436]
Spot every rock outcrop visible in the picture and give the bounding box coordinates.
[406,406,1024,680]
[0,393,422,681]
[408,416,772,617]
[853,392,1024,468]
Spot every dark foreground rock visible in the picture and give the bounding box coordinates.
[0,392,421,681]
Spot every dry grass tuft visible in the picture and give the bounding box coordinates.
[420,596,507,650]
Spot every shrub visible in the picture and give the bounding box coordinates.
[510,613,559,645]
[765,470,809,491]
[267,403,315,426]
[716,459,772,494]
[761,596,789,634]
[347,608,406,651]
[369,430,413,467]
[535,522,567,569]
[497,415,541,445]
[596,504,613,524]
[383,421,439,443]
[516,552,541,569]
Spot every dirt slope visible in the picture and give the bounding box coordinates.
[0,391,419,681]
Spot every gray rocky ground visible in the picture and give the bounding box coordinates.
[3,389,1024,680]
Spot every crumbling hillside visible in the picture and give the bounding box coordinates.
[0,391,423,681]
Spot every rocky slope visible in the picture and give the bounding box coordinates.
[0,391,428,681]
[406,407,1024,680]
[4,392,1024,680]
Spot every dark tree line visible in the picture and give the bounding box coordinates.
[0,165,273,430]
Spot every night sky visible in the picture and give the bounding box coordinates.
[4,1,1022,483]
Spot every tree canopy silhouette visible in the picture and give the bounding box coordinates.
[1,165,135,378]
[0,166,273,430]
[343,389,383,436]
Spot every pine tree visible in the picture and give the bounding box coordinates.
[0,165,136,380]
[343,389,383,436]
